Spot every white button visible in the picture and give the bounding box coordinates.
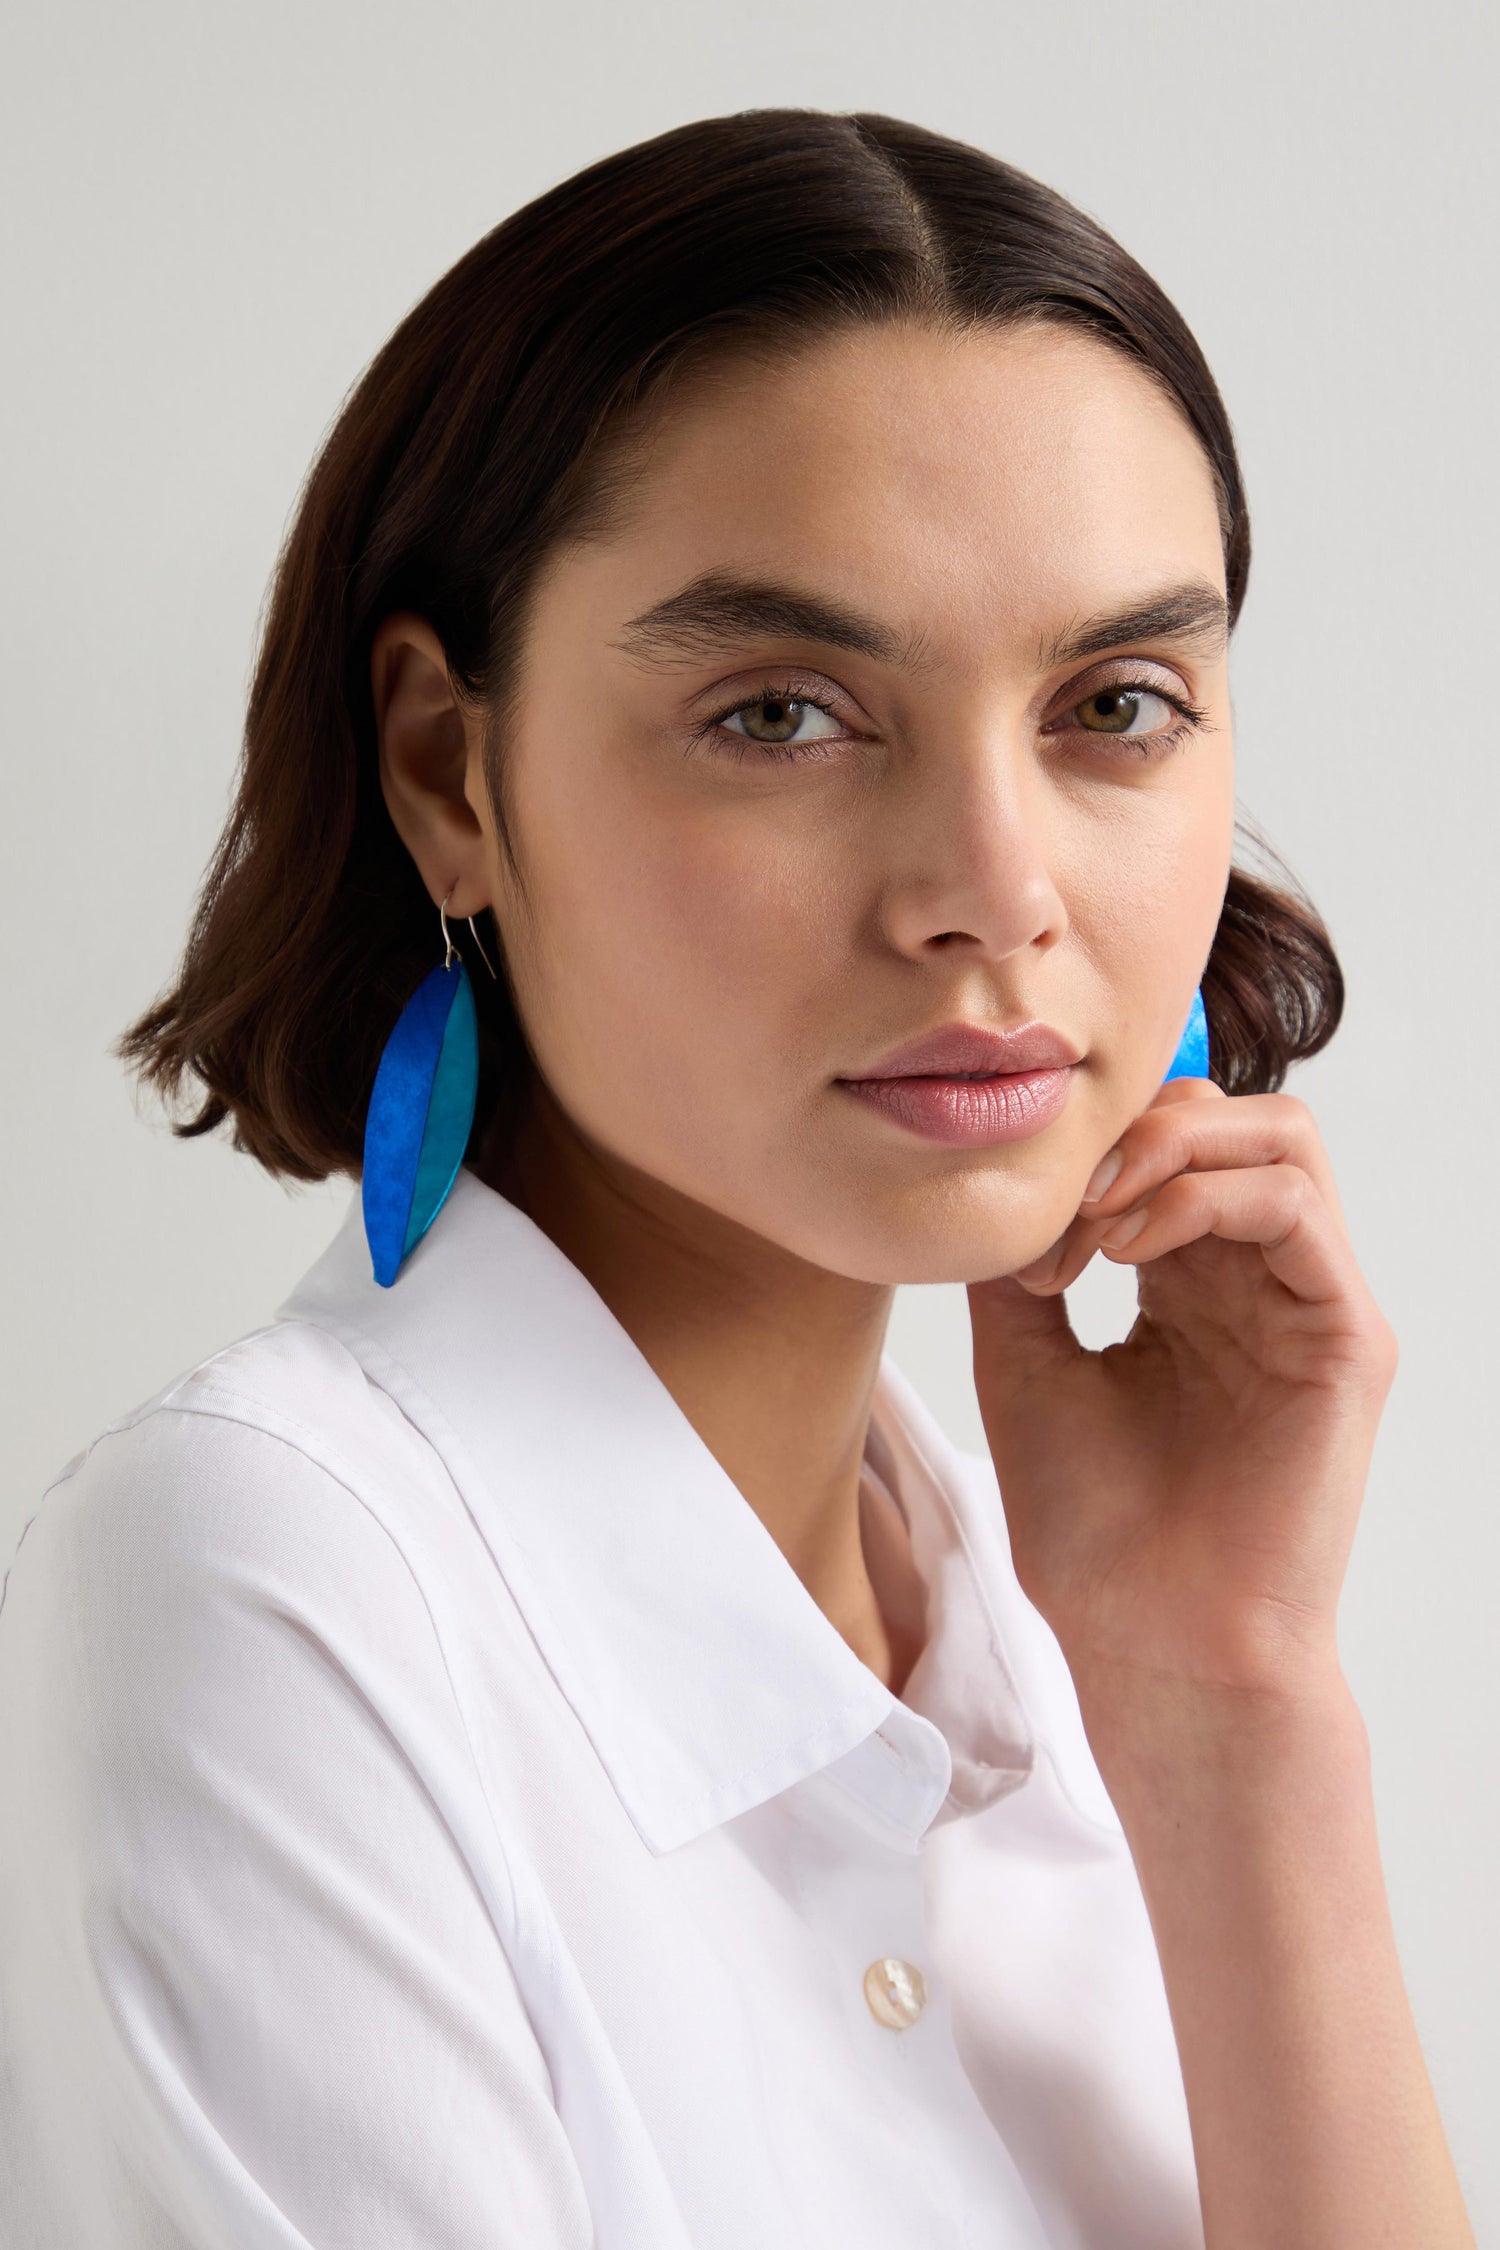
[863,1956,928,2029]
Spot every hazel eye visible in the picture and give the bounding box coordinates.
[722,695,841,746]
[1074,686,1178,736]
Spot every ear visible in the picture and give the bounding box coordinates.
[370,612,491,916]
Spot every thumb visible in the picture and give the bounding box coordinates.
[966,1272,1083,1425]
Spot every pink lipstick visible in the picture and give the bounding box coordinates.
[834,1021,1080,1147]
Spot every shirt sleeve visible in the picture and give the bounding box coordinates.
[0,1404,593,2250]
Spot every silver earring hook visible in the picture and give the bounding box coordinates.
[439,889,500,980]
[470,913,499,985]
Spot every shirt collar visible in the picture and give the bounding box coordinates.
[277,1169,1035,1855]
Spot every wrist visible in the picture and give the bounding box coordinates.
[1071,1657,1370,1814]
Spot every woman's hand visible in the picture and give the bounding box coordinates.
[966,1077,1398,1729]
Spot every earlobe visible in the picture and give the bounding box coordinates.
[370,611,488,909]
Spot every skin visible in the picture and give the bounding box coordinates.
[375,319,1237,1680]
[372,320,1474,2246]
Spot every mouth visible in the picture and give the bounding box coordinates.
[835,1067,1075,1146]
[837,1019,1083,1082]
[834,1021,1081,1146]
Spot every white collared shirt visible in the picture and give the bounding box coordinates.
[0,1170,1204,2248]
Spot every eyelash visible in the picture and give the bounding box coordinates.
[691,674,1210,764]
[689,676,846,764]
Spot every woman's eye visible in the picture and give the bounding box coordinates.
[1073,686,1180,737]
[719,695,842,748]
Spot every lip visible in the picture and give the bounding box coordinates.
[833,1019,1081,1147]
[838,1020,1083,1081]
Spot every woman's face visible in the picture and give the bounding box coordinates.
[475,318,1234,1283]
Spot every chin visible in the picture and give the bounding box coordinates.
[786,1172,1072,1289]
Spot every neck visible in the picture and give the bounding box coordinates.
[475,1080,924,1693]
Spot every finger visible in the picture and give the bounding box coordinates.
[1147,1074,1228,1108]
[967,1272,1084,1408]
[1009,1081,1229,1294]
[1012,1085,1344,1300]
[1096,1163,1352,1307]
[1079,1090,1350,1242]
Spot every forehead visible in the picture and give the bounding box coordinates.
[557,319,1227,668]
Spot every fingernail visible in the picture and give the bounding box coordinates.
[1082,1148,1123,1204]
[1014,1240,1065,1285]
[1101,1208,1148,1250]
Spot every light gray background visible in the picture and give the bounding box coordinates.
[3,0,1495,2229]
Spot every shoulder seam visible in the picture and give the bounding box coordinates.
[4,1384,531,1947]
[128,1389,535,1949]
[4,1321,345,1599]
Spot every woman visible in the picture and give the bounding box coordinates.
[0,107,1475,2248]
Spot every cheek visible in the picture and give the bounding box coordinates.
[1077,836,1223,973]
[1065,779,1232,1084]
[654,818,843,1021]
[501,759,840,1149]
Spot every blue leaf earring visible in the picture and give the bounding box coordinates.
[1162,984,1211,1084]
[362,889,499,1288]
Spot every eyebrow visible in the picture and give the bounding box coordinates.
[613,572,932,671]
[1037,581,1230,669]
[613,569,1230,676]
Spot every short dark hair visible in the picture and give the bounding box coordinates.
[118,107,1341,1181]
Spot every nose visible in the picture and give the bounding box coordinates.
[876,736,1069,967]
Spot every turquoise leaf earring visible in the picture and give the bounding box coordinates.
[362,889,499,1288]
[1162,984,1210,1084]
